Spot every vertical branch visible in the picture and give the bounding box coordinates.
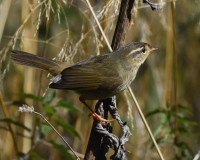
[111,0,135,50]
[84,0,135,160]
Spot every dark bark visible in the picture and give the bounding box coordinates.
[111,0,135,49]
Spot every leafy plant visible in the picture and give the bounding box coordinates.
[146,104,196,159]
[1,90,81,159]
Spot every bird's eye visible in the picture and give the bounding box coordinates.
[142,47,146,53]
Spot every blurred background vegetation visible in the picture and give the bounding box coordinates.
[0,0,200,160]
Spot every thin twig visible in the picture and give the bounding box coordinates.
[33,111,80,160]
[85,1,165,160]
[128,88,165,160]
[18,104,80,160]
[85,0,112,52]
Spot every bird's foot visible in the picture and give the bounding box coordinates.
[89,112,115,123]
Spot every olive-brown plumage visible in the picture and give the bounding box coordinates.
[11,42,157,101]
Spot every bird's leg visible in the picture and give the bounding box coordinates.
[79,97,114,123]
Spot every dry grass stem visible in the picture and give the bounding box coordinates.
[19,104,80,160]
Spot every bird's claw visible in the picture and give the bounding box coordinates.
[89,112,115,124]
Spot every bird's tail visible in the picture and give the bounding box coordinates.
[11,50,61,76]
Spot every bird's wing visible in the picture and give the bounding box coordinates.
[49,55,123,91]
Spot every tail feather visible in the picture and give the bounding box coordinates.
[11,50,61,76]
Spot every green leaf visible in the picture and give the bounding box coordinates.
[145,108,165,118]
[177,117,197,128]
[0,118,31,131]
[167,104,192,117]
[30,152,43,160]
[55,119,80,139]
[177,104,193,115]
[43,90,56,104]
[18,93,42,101]
[50,141,75,160]
[41,124,52,137]
[56,100,82,112]
[43,104,56,117]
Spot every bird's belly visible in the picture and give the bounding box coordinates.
[76,88,120,100]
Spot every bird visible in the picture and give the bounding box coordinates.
[11,42,157,122]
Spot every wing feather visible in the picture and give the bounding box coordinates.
[49,65,102,90]
[49,54,124,92]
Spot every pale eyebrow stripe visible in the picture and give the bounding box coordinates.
[126,47,143,57]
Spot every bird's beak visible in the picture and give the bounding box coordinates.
[150,47,158,52]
